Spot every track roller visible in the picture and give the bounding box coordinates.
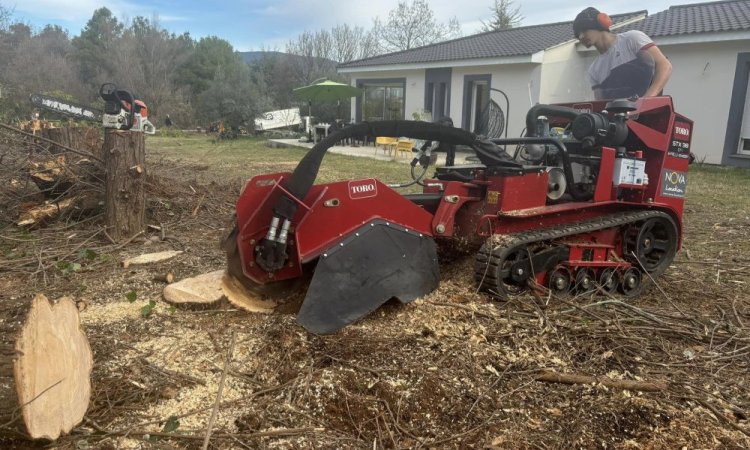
[619,267,643,297]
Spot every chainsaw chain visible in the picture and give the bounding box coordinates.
[474,209,673,297]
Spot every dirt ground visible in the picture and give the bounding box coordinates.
[2,136,750,449]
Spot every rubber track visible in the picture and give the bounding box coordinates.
[474,210,675,298]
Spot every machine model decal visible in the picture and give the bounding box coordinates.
[668,120,692,159]
[348,179,378,199]
[572,103,593,113]
[660,170,688,198]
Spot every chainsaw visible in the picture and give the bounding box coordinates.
[29,83,156,135]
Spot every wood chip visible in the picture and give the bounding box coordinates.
[122,250,183,268]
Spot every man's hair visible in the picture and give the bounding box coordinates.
[573,7,611,37]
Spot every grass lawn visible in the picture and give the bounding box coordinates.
[147,134,415,187]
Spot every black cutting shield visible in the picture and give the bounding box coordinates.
[297,221,439,334]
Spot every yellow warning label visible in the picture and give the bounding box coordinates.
[486,190,500,204]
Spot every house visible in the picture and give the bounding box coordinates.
[338,0,750,167]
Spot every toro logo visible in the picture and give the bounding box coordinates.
[673,122,691,141]
[348,179,378,199]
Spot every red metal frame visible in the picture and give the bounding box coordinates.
[233,96,691,290]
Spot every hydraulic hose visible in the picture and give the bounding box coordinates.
[273,120,507,220]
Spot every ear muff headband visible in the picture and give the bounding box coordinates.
[597,12,612,29]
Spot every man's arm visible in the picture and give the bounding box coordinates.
[643,45,672,97]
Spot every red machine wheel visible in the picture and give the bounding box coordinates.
[574,268,595,293]
[548,267,572,295]
[598,268,619,293]
[476,244,530,299]
[626,217,678,276]
[618,268,643,297]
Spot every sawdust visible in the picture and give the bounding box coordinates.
[80,300,143,325]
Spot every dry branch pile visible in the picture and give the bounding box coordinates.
[0,124,104,228]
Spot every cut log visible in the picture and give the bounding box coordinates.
[535,370,667,392]
[16,193,101,227]
[153,271,175,284]
[122,250,183,268]
[1,294,93,441]
[163,270,226,306]
[104,130,146,241]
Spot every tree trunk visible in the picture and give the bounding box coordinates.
[0,294,93,441]
[104,130,145,242]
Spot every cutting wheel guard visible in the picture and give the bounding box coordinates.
[298,220,439,334]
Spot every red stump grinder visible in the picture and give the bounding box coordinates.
[223,97,693,334]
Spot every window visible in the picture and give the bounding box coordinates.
[360,81,405,121]
[462,75,491,135]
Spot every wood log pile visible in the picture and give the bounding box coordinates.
[0,124,104,227]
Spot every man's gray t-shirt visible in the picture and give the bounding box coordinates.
[588,30,656,99]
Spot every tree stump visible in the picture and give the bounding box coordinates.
[42,127,103,160]
[1,294,93,441]
[104,130,145,241]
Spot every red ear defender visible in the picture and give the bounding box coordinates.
[597,12,612,29]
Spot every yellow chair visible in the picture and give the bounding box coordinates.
[395,139,415,158]
[375,137,397,156]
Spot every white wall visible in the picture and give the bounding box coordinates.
[349,65,540,137]
[659,40,748,164]
[449,63,541,137]
[540,43,596,103]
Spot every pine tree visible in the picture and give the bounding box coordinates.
[479,0,523,32]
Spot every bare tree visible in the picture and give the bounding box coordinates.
[479,0,523,32]
[372,0,462,53]
[284,30,337,85]
[330,24,379,63]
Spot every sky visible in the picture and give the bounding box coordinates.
[3,0,716,52]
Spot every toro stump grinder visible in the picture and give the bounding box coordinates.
[223,97,693,334]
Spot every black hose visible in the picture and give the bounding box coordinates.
[524,104,581,137]
[274,120,506,220]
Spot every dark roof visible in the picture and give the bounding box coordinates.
[340,1,750,70]
[620,0,750,36]
[339,12,645,69]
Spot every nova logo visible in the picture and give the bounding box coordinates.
[666,171,686,185]
[660,170,688,198]
[348,179,378,199]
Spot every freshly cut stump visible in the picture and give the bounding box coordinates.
[221,271,277,313]
[11,294,93,440]
[162,270,226,306]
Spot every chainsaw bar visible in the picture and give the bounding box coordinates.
[29,94,102,122]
